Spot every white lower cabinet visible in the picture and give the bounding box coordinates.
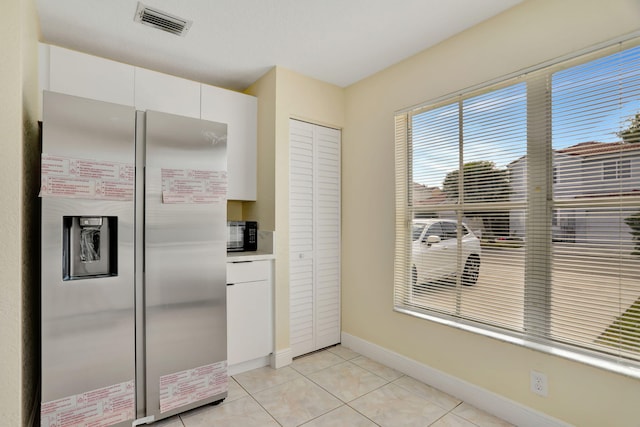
[226,260,273,370]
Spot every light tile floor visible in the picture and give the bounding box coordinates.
[155,345,514,427]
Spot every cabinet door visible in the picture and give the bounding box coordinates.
[201,85,257,200]
[45,45,135,106]
[227,280,272,366]
[134,67,201,119]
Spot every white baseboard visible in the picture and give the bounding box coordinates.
[228,356,271,376]
[341,332,572,427]
[270,348,292,369]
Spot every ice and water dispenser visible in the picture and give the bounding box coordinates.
[62,216,118,280]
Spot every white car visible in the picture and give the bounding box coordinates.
[412,219,481,286]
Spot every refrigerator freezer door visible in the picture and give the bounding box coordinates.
[143,110,228,419]
[41,92,136,426]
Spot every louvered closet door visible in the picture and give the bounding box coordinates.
[313,125,341,349]
[290,120,315,356]
[289,119,341,358]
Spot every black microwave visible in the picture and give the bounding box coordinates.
[227,221,258,252]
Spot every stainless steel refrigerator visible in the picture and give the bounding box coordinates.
[40,91,228,427]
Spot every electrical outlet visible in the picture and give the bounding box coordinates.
[530,370,548,397]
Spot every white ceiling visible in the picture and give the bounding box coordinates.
[36,0,522,91]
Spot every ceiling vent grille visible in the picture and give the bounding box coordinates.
[134,3,192,37]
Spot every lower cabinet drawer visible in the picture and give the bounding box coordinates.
[227,260,270,284]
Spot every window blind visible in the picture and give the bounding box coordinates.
[395,39,640,372]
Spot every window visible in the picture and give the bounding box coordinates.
[425,223,444,240]
[395,39,640,374]
[441,221,458,239]
[603,159,631,180]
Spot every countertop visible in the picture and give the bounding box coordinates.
[226,251,275,262]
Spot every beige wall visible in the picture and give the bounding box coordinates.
[226,201,244,221]
[247,67,345,352]
[0,0,39,425]
[342,0,640,425]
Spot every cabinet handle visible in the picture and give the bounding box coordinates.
[231,260,253,264]
[226,283,235,286]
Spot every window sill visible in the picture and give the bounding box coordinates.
[394,305,640,381]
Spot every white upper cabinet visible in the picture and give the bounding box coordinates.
[201,85,257,201]
[43,45,135,106]
[39,44,258,201]
[134,67,201,119]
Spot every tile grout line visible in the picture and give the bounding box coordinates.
[290,403,344,427]
[269,349,423,426]
[304,361,391,395]
[348,355,406,383]
[246,393,284,426]
[344,403,382,427]
[233,366,303,395]
[230,375,285,426]
[237,368,338,427]
[288,351,350,376]
[294,358,385,427]
[342,352,483,422]
[201,347,508,427]
[252,375,341,426]
[248,349,382,426]
[425,402,463,427]
[293,351,377,426]
[389,375,463,414]
[441,401,486,427]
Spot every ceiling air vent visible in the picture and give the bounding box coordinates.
[134,3,192,37]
